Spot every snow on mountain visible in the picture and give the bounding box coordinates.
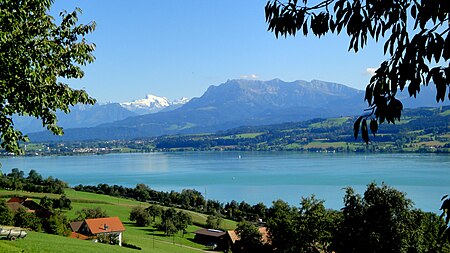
[172,97,190,105]
[120,94,189,115]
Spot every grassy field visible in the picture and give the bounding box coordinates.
[0,189,237,253]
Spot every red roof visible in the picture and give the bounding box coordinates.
[69,232,89,240]
[85,217,125,234]
[7,197,28,203]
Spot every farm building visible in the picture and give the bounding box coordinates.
[70,217,125,246]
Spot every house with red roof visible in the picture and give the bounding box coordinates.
[75,217,125,246]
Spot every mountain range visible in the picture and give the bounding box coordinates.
[26,79,449,142]
[13,95,190,134]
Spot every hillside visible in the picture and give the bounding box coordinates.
[0,189,236,253]
[18,105,450,155]
[149,106,450,153]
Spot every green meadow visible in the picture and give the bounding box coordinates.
[0,189,237,253]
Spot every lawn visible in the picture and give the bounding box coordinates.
[0,230,206,253]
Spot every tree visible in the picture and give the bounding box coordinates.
[266,199,296,252]
[0,0,96,154]
[159,208,178,236]
[265,0,449,143]
[333,183,449,253]
[49,194,72,210]
[39,196,53,210]
[134,184,151,202]
[129,206,151,227]
[266,197,338,253]
[27,170,43,184]
[13,207,42,231]
[146,204,163,222]
[175,211,192,235]
[206,214,223,230]
[8,168,24,179]
[75,207,108,221]
[43,211,70,236]
[234,221,263,253]
[293,196,337,253]
[0,199,13,226]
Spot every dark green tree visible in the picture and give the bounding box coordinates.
[8,168,24,179]
[266,199,296,253]
[206,214,223,230]
[333,183,449,253]
[75,207,108,221]
[293,196,338,253]
[134,184,151,202]
[129,206,151,227]
[43,211,70,236]
[267,197,338,253]
[0,0,96,154]
[39,196,53,210]
[265,0,449,143]
[180,189,206,210]
[0,199,13,226]
[251,202,268,220]
[235,221,263,253]
[27,170,43,184]
[13,208,42,231]
[146,204,163,222]
[53,194,72,210]
[159,208,178,236]
[175,210,192,236]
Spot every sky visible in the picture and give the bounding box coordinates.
[51,0,387,103]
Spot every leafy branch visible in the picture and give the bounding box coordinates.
[265,0,450,144]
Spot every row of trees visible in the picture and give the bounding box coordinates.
[232,183,450,253]
[0,169,67,194]
[129,205,192,236]
[74,183,272,223]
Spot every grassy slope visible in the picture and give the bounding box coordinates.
[0,189,237,253]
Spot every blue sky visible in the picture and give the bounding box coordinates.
[51,0,386,103]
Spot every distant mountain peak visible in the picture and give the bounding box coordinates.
[120,94,190,115]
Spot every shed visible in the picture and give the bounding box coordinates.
[194,228,227,250]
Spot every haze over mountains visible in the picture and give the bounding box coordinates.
[26,79,449,142]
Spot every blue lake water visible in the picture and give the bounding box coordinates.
[1,152,449,212]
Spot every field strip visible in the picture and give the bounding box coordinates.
[153,238,220,253]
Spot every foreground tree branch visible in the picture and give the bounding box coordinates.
[265,0,450,144]
[0,0,96,154]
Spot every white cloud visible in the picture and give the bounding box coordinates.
[365,67,377,76]
[240,74,259,79]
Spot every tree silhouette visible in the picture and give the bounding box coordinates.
[265,0,449,143]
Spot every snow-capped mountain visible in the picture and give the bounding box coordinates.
[172,97,190,105]
[120,94,190,115]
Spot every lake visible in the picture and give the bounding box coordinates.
[1,152,449,212]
